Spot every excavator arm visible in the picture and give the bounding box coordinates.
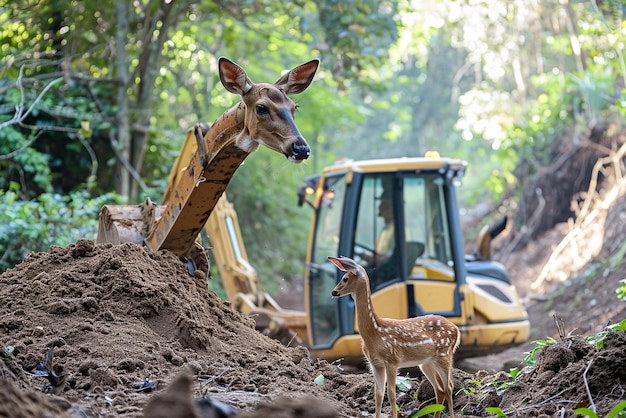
[205,193,308,345]
[97,113,248,275]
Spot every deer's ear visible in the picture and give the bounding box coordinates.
[274,59,319,95]
[327,256,346,271]
[328,256,358,272]
[219,57,253,95]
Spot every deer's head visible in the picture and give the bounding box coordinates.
[328,256,369,298]
[218,57,319,163]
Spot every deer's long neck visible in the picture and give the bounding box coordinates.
[355,281,382,336]
[207,102,246,147]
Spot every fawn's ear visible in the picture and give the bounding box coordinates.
[327,256,345,271]
[328,256,358,272]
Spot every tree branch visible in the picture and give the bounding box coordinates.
[0,66,64,130]
[0,129,45,161]
[109,131,150,195]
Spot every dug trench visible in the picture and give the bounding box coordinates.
[0,238,625,417]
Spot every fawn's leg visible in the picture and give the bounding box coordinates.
[385,365,398,418]
[370,363,386,418]
[437,356,455,418]
[419,361,446,418]
[423,356,455,418]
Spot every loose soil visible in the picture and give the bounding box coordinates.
[2,150,626,417]
[1,231,625,417]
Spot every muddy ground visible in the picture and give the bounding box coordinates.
[1,182,626,417]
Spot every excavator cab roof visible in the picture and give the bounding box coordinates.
[321,156,467,176]
[298,155,467,209]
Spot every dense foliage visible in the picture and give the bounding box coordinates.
[0,182,121,271]
[1,0,625,290]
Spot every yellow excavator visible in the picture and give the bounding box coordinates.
[97,58,529,364]
[296,157,529,361]
[205,156,529,362]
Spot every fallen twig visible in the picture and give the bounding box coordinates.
[285,332,298,348]
[503,386,574,415]
[582,358,596,413]
[199,370,227,392]
[554,314,566,340]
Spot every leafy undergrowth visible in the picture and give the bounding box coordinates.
[394,320,626,417]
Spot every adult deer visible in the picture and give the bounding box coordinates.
[98,57,319,277]
[329,256,460,418]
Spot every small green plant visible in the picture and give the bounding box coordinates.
[584,318,626,350]
[574,400,626,418]
[485,406,507,417]
[490,368,522,395]
[460,377,482,395]
[524,336,558,366]
[617,279,626,301]
[396,375,412,392]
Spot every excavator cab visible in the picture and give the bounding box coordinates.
[302,157,529,363]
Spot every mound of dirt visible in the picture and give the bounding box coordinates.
[1,238,625,417]
[0,240,359,417]
[453,330,626,417]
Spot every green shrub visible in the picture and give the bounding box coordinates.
[0,182,122,272]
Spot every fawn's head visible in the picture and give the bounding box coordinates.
[218,57,319,163]
[328,256,369,298]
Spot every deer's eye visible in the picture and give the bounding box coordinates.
[342,277,348,283]
[256,104,268,115]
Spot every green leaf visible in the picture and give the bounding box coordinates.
[396,375,412,392]
[409,404,445,417]
[81,30,98,43]
[607,400,626,418]
[485,407,508,417]
[79,120,93,138]
[573,407,598,418]
[313,374,325,385]
[608,318,626,332]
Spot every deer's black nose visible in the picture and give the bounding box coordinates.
[292,141,310,160]
[331,290,340,297]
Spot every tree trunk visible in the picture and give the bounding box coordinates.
[563,0,585,74]
[127,1,196,203]
[114,0,131,199]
